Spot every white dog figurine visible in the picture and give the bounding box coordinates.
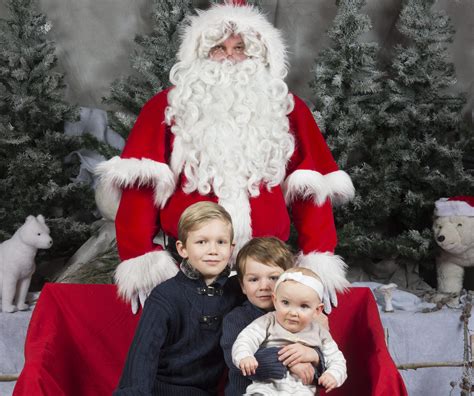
[0,215,53,312]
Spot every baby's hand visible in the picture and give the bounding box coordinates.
[278,343,318,366]
[288,362,315,385]
[318,372,338,392]
[239,356,258,376]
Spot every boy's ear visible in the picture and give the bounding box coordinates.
[175,240,187,259]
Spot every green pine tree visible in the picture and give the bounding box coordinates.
[104,0,194,138]
[55,0,194,284]
[311,0,474,270]
[309,0,385,260]
[0,0,95,264]
[369,0,474,263]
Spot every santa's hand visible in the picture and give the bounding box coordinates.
[296,252,350,314]
[114,250,178,314]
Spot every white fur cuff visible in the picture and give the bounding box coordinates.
[114,250,178,303]
[296,251,350,293]
[94,156,177,213]
[283,169,355,206]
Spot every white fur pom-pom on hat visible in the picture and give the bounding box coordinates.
[435,196,474,217]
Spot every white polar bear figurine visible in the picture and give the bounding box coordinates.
[433,197,474,295]
[0,215,53,312]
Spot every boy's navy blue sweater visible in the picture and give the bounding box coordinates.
[114,270,243,396]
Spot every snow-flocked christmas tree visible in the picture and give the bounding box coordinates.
[0,0,95,266]
[311,0,474,271]
[105,0,194,139]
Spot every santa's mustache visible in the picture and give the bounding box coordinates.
[170,58,263,88]
[166,58,292,125]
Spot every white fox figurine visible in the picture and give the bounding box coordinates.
[0,215,53,312]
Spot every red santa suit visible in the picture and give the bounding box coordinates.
[95,4,354,313]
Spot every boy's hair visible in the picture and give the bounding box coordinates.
[236,237,294,280]
[178,201,234,245]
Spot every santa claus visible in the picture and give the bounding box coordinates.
[95,2,355,313]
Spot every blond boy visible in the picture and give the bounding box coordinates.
[115,202,242,396]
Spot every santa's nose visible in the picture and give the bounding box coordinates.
[437,235,445,242]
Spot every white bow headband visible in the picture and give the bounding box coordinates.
[275,272,324,300]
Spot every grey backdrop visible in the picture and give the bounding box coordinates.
[0,0,473,117]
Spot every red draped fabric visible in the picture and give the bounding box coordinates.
[14,284,406,396]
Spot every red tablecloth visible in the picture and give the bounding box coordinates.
[14,284,407,396]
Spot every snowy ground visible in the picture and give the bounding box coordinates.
[0,308,33,396]
[1,285,472,396]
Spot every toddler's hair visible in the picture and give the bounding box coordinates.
[236,237,293,280]
[178,201,233,245]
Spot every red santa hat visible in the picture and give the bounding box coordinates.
[434,196,474,217]
[177,1,288,78]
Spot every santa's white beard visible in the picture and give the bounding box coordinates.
[166,58,295,250]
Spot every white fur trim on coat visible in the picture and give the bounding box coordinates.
[178,4,288,79]
[296,251,350,293]
[94,156,177,219]
[114,250,178,303]
[283,169,355,207]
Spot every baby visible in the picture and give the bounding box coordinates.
[232,267,347,395]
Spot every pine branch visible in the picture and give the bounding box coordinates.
[310,0,474,268]
[104,0,194,139]
[0,0,95,265]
